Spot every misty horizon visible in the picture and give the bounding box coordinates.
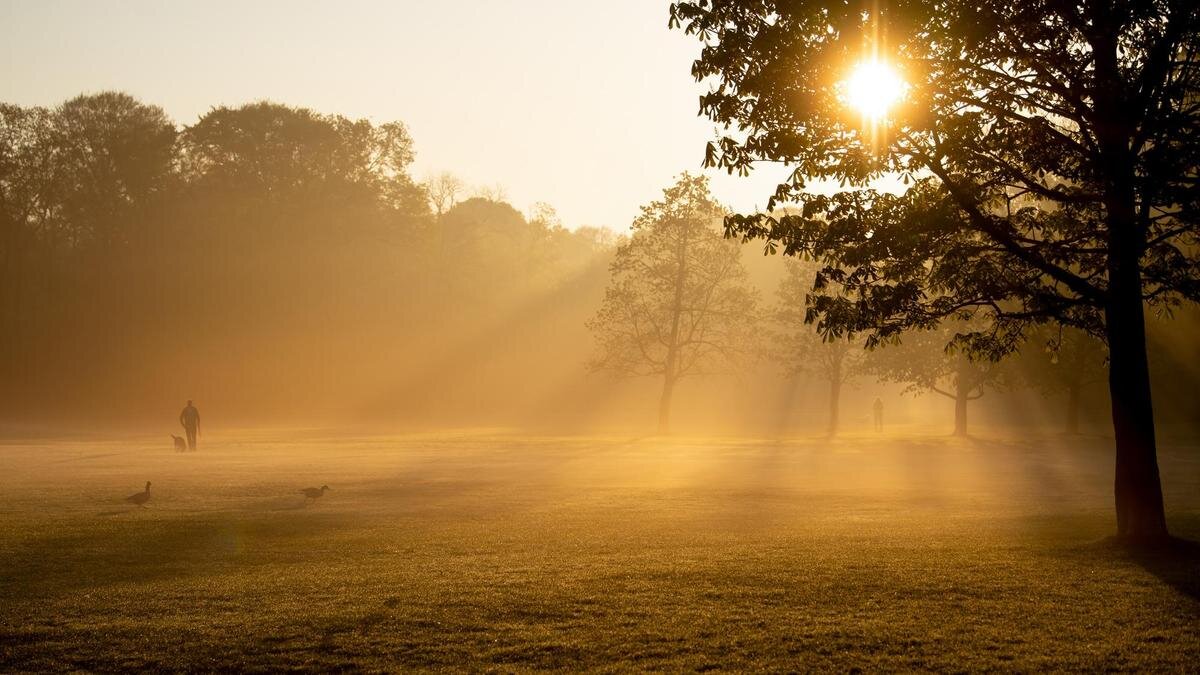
[1,1,1197,671]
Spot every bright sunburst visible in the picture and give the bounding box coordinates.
[844,60,906,121]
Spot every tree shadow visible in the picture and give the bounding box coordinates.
[1109,535,1200,601]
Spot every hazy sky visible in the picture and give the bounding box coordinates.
[1,0,792,230]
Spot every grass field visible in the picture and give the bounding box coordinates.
[1,429,1198,671]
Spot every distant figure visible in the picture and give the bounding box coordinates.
[172,434,187,452]
[300,485,331,503]
[125,481,152,508]
[872,397,884,432]
[179,400,200,451]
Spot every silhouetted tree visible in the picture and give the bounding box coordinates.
[0,94,177,391]
[438,197,556,300]
[472,183,508,202]
[172,102,429,330]
[868,323,1006,437]
[426,171,464,217]
[527,202,562,231]
[51,92,176,252]
[588,174,758,433]
[770,260,865,434]
[671,0,1199,540]
[0,104,56,370]
[181,102,425,226]
[0,91,623,424]
[1020,326,1108,435]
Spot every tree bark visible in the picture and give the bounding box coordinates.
[953,389,968,437]
[1090,16,1169,540]
[952,356,970,437]
[1105,264,1168,539]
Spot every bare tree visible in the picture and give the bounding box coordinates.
[587,174,758,433]
[471,182,508,203]
[526,202,562,231]
[425,171,464,217]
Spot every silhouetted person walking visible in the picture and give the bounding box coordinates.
[872,397,884,432]
[179,400,200,450]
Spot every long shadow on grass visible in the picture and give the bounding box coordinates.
[0,513,349,600]
[1118,535,1200,601]
[1050,514,1200,602]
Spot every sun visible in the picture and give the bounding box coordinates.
[844,60,906,121]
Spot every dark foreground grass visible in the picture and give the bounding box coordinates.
[0,430,1197,671]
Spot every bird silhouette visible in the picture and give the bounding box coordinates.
[125,481,152,508]
[300,485,330,501]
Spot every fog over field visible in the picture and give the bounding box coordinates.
[2,0,1198,670]
[2,432,1198,670]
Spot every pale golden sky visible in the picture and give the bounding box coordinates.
[2,0,794,230]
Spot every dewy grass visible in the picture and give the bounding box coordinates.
[1,431,1197,670]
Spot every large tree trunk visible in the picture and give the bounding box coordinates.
[1105,267,1168,540]
[1065,383,1081,435]
[951,356,970,437]
[657,374,676,434]
[1088,25,1168,541]
[953,389,968,437]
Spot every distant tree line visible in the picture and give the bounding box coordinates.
[0,92,611,420]
[1,91,1193,447]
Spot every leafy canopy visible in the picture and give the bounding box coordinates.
[670,0,1200,354]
